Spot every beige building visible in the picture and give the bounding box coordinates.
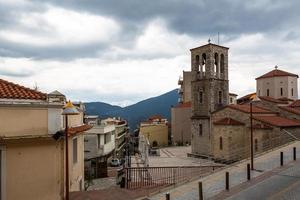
[0,78,90,200]
[140,116,168,147]
[256,66,298,100]
[171,102,191,145]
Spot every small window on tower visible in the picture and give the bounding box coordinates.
[199,91,203,103]
[219,137,223,150]
[218,91,222,104]
[199,124,203,136]
[255,139,258,152]
[292,88,294,96]
[267,89,270,96]
[280,88,283,96]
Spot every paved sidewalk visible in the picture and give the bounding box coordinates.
[146,141,300,200]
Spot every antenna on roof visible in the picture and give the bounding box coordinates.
[208,38,211,44]
[275,65,278,70]
[218,32,220,45]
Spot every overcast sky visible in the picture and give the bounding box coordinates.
[0,0,300,106]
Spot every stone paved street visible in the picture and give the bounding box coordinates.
[146,141,300,200]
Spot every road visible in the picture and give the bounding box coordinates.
[226,161,300,200]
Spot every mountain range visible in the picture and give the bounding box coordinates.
[84,89,179,130]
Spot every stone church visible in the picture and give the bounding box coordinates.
[190,42,230,157]
[176,42,300,162]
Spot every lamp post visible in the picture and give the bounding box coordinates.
[62,101,79,200]
[250,102,254,170]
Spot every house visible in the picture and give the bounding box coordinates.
[0,78,90,200]
[84,119,116,179]
[140,116,168,147]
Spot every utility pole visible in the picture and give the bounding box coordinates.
[250,103,254,170]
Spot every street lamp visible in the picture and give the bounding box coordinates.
[62,100,79,200]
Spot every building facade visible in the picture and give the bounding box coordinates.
[256,67,298,100]
[84,121,115,179]
[190,43,229,157]
[140,116,168,147]
[0,79,89,200]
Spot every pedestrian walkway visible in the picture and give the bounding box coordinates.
[146,141,300,200]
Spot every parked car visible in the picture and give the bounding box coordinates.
[110,158,121,167]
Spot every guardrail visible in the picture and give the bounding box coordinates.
[124,165,223,189]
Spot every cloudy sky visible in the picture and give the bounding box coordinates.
[0,0,300,106]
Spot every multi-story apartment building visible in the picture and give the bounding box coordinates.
[0,78,90,200]
[84,119,116,178]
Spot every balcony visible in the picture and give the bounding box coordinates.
[178,76,183,85]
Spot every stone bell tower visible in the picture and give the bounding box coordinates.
[190,42,229,157]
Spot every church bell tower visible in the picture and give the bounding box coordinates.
[190,42,229,157]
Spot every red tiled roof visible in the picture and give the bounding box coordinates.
[0,79,47,100]
[149,115,163,121]
[277,97,294,102]
[253,116,300,127]
[69,124,93,136]
[290,100,300,108]
[259,96,289,104]
[256,69,298,80]
[214,118,244,126]
[279,106,300,115]
[174,101,191,108]
[228,104,275,114]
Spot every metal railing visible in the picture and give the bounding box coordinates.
[124,165,223,189]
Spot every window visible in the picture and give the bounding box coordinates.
[292,88,294,96]
[280,88,283,96]
[258,90,260,96]
[267,89,270,96]
[202,53,206,72]
[73,138,78,164]
[105,133,111,144]
[199,124,203,136]
[255,139,258,152]
[219,137,223,150]
[97,134,101,149]
[214,53,219,74]
[196,55,200,71]
[220,54,225,73]
[230,97,233,104]
[199,91,203,104]
[218,91,222,104]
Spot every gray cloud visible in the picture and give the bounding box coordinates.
[41,0,300,35]
[1,0,299,60]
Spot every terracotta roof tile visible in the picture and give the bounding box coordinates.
[214,118,244,126]
[0,79,47,100]
[69,124,93,136]
[279,106,300,115]
[256,69,298,80]
[259,96,289,104]
[290,100,300,108]
[228,104,275,114]
[174,101,191,108]
[253,116,300,127]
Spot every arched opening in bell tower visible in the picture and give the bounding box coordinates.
[220,54,225,74]
[214,53,219,76]
[202,53,206,73]
[195,55,200,72]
